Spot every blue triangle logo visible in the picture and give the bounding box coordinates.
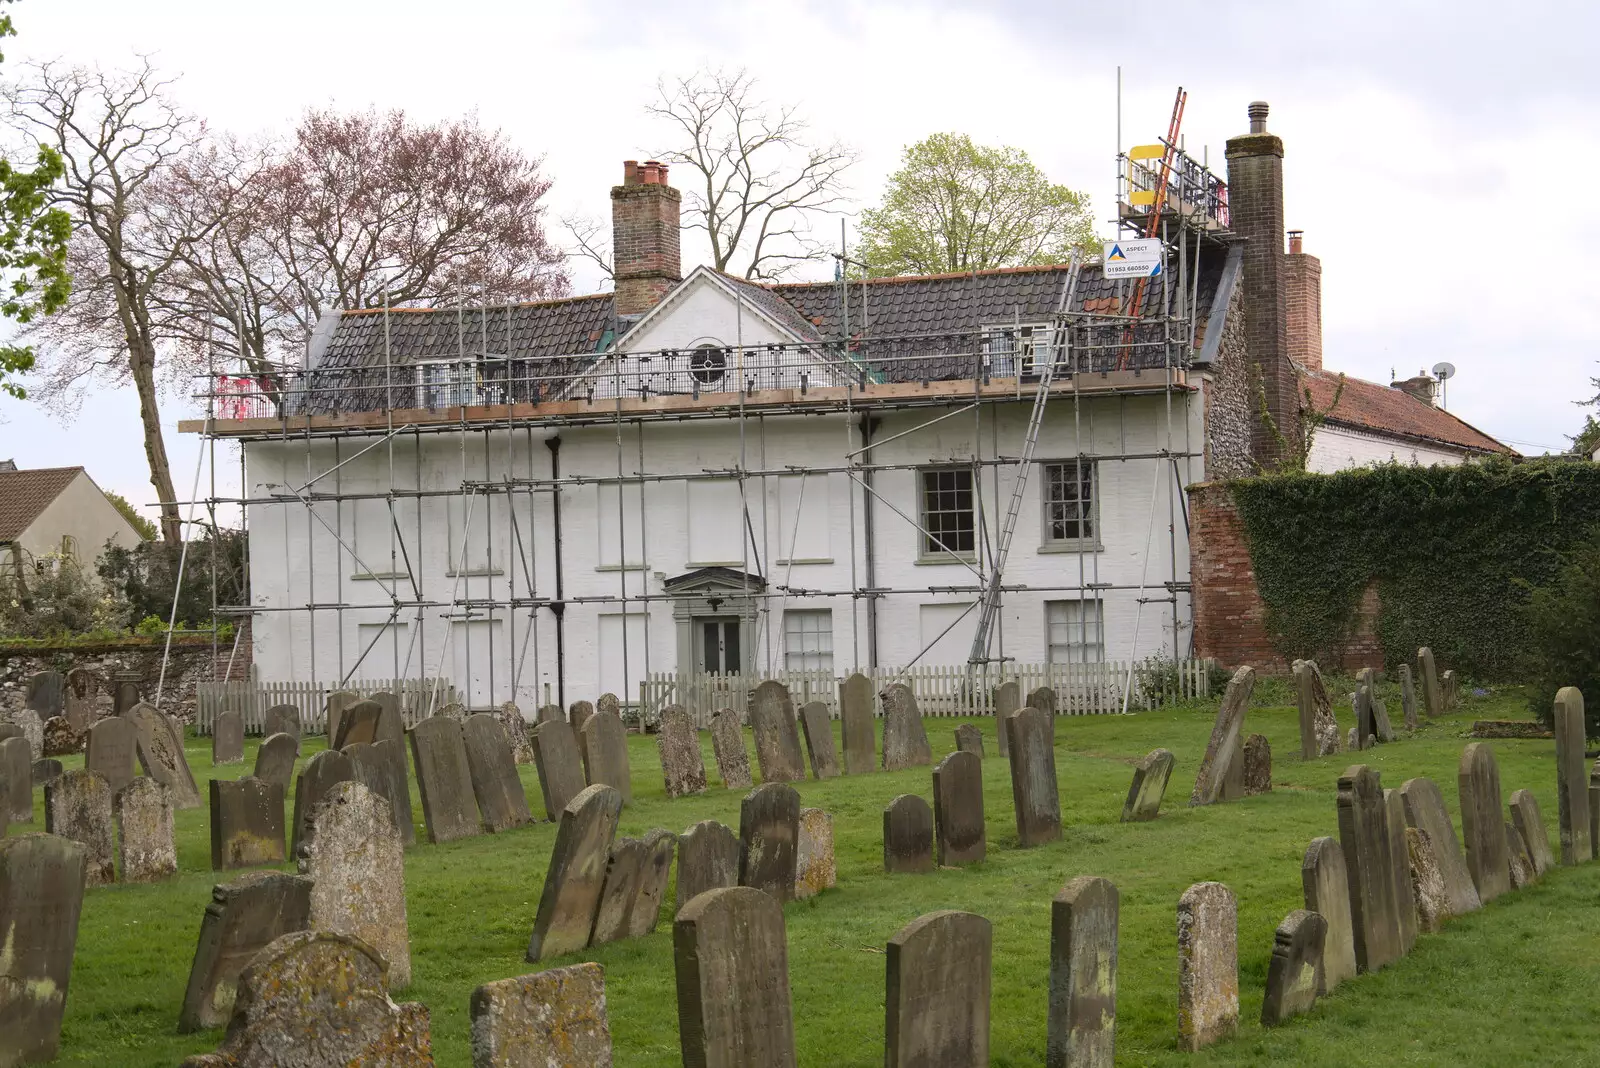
[1107,244,1126,260]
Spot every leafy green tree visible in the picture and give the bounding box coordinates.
[1571,413,1600,458]
[104,490,158,541]
[1519,527,1600,733]
[857,133,1095,277]
[97,528,245,629]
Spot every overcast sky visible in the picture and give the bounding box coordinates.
[1,0,1594,522]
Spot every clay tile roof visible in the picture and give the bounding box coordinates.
[0,466,82,543]
[1303,370,1513,455]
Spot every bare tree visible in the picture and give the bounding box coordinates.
[648,69,855,280]
[560,212,612,281]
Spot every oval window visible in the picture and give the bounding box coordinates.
[690,343,727,385]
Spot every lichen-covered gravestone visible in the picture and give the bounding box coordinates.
[883,794,935,874]
[1242,734,1272,795]
[1406,827,1451,933]
[537,704,563,726]
[677,819,740,910]
[673,886,797,1068]
[1553,687,1591,866]
[470,962,613,1068]
[1293,659,1341,759]
[1384,789,1420,961]
[568,699,595,737]
[954,724,984,758]
[211,777,286,870]
[880,683,932,771]
[213,710,245,766]
[589,837,646,946]
[410,716,482,843]
[45,768,116,885]
[85,716,137,797]
[1260,909,1326,1026]
[526,785,623,961]
[1122,748,1175,822]
[1510,788,1555,877]
[739,782,801,903]
[1458,742,1512,903]
[657,705,708,799]
[300,780,411,988]
[461,714,533,832]
[252,732,299,794]
[115,777,176,882]
[126,703,202,809]
[1047,875,1118,1068]
[596,693,621,718]
[41,716,84,759]
[0,834,87,1068]
[628,828,676,938]
[1506,820,1536,888]
[794,808,835,899]
[993,680,1020,759]
[798,701,840,779]
[885,910,991,1068]
[1398,777,1480,917]
[1006,706,1061,846]
[290,749,355,857]
[709,709,753,789]
[933,750,985,867]
[581,710,633,803]
[178,871,314,1032]
[344,738,416,847]
[1336,766,1404,973]
[498,702,535,765]
[749,681,806,784]
[1300,836,1356,994]
[532,718,587,821]
[1176,881,1238,1052]
[840,672,876,774]
[1,735,33,823]
[1191,666,1255,806]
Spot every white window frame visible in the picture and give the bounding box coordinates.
[782,609,834,675]
[1045,599,1104,664]
[1040,460,1098,549]
[916,467,977,563]
[982,322,1056,378]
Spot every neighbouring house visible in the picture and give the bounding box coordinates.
[0,464,147,573]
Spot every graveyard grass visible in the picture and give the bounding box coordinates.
[45,684,1600,1066]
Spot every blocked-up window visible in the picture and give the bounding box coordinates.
[1042,461,1095,543]
[1046,600,1104,663]
[777,474,830,561]
[687,479,745,564]
[597,483,644,567]
[783,609,833,674]
[918,468,975,559]
[447,492,496,572]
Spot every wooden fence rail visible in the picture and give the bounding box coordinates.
[194,667,460,736]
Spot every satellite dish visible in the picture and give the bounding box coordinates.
[1432,361,1456,381]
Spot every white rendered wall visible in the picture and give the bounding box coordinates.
[19,470,144,563]
[1307,424,1471,473]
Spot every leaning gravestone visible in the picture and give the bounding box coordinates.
[369,690,401,730]
[1458,742,1512,903]
[1,736,33,822]
[933,751,985,867]
[1398,777,1480,917]
[6,707,43,761]
[178,871,314,1032]
[673,886,797,1068]
[1406,827,1451,933]
[1293,660,1340,759]
[581,710,633,803]
[1177,881,1238,1052]
[1398,663,1419,732]
[840,672,876,774]
[1418,646,1442,718]
[993,680,1020,759]
[678,819,741,910]
[498,702,535,765]
[526,784,623,961]
[1382,789,1418,957]
[1553,687,1591,866]
[112,672,141,716]
[1359,668,1395,743]
[629,828,677,938]
[45,768,115,886]
[344,738,415,847]
[658,705,708,799]
[1242,734,1272,795]
[749,681,806,784]
[1122,748,1176,822]
[85,716,138,797]
[25,669,65,721]
[739,782,801,902]
[885,910,992,1068]
[253,732,299,794]
[1510,789,1555,877]
[290,749,357,858]
[300,780,411,989]
[115,777,176,882]
[794,808,836,899]
[1028,686,1059,745]
[798,701,841,779]
[469,962,613,1068]
[1301,836,1357,993]
[263,703,301,742]
[1260,909,1326,1027]
[126,703,202,809]
[213,710,245,766]
[1442,669,1459,710]
[709,709,753,789]
[1006,706,1061,846]
[1047,875,1118,1068]
[1190,666,1255,806]
[324,690,360,745]
[332,700,382,748]
[568,699,595,737]
[1336,765,1403,973]
[461,714,532,832]
[64,667,97,731]
[410,716,481,843]
[1506,820,1536,888]
[589,837,646,946]
[212,777,286,871]
[880,683,933,771]
[883,794,935,874]
[532,718,587,821]
[31,757,62,789]
[177,931,433,1068]
[0,834,87,1068]
[955,724,984,758]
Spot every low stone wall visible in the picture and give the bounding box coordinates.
[0,636,247,724]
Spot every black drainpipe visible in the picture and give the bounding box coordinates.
[544,436,567,709]
[860,413,880,668]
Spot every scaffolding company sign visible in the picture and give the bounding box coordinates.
[1102,238,1163,279]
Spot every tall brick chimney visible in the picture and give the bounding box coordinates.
[1227,102,1300,468]
[611,159,682,318]
[1285,230,1322,372]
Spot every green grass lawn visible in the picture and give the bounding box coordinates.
[33,682,1600,1066]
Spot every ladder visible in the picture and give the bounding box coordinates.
[1118,86,1187,368]
[967,252,1084,665]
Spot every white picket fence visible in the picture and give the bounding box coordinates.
[642,659,1213,729]
[194,667,461,735]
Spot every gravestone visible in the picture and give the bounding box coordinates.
[840,672,876,774]
[673,886,796,1068]
[1510,788,1555,876]
[1458,742,1512,903]
[253,732,299,793]
[538,704,563,726]
[1406,827,1450,933]
[126,703,202,809]
[1122,748,1175,822]
[112,672,141,716]
[1360,668,1396,743]
[657,705,708,798]
[1047,875,1118,1068]
[581,710,633,803]
[1260,910,1326,1027]
[333,700,382,748]
[1293,659,1340,759]
[324,690,359,744]
[469,962,613,1068]
[794,808,836,899]
[993,680,1020,759]
[1442,669,1459,710]
[1383,789,1418,957]
[749,680,806,783]
[344,738,416,847]
[5,707,42,762]
[1006,706,1061,846]
[370,690,401,729]
[1242,734,1272,795]
[1398,777,1480,916]
[1553,687,1591,865]
[178,871,314,1032]
[212,777,286,870]
[85,715,138,796]
[1506,820,1535,888]
[45,768,115,885]
[933,751,985,867]
[589,837,646,946]
[885,910,991,1068]
[1346,726,1358,751]
[880,683,933,771]
[213,710,245,766]
[462,713,533,832]
[177,931,433,1067]
[709,709,753,789]
[532,718,587,821]
[0,834,87,1068]
[1,736,33,822]
[596,693,621,718]
[115,777,176,882]
[498,702,535,765]
[883,794,935,874]
[798,701,840,779]
[300,780,411,988]
[1028,686,1058,746]
[1418,646,1442,717]
[526,784,623,961]
[738,782,801,902]
[25,669,64,721]
[437,703,466,722]
[1336,765,1403,973]
[410,716,481,843]
[955,723,984,757]
[678,820,740,911]
[31,758,62,789]
[568,699,595,736]
[290,749,355,858]
[1592,759,1600,869]
[1398,663,1419,732]
[263,703,301,741]
[1190,666,1255,806]
[1301,836,1357,993]
[1176,882,1238,1052]
[41,716,83,758]
[629,828,676,938]
[64,667,97,731]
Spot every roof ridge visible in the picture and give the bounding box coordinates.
[769,261,1078,290]
[340,292,612,316]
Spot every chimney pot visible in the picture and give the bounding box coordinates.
[623,160,640,185]
[1391,375,1437,406]
[1288,230,1304,255]
[1248,101,1270,134]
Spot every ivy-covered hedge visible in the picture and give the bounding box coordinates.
[1227,458,1600,680]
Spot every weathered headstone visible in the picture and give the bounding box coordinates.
[1260,909,1326,1027]
[589,837,646,946]
[1006,706,1061,846]
[532,718,587,821]
[369,690,401,731]
[1190,666,1255,806]
[437,703,467,721]
[1383,788,1419,956]
[657,704,708,799]
[126,702,202,809]
[1398,663,1419,732]
[1176,882,1238,1052]
[1458,742,1512,903]
[41,716,83,759]
[673,886,796,1068]
[0,834,87,1067]
[568,699,595,737]
[1351,688,1375,749]
[31,757,62,789]
[45,768,115,886]
[5,707,42,762]
[840,672,876,774]
[1346,726,1358,751]
[1406,827,1451,933]
[1336,765,1403,973]
[798,701,840,779]
[1398,777,1480,916]
[0,736,32,823]
[333,700,381,748]
[469,962,613,1068]
[212,777,286,870]
[252,731,299,795]
[993,680,1020,759]
[64,667,97,731]
[1047,875,1118,1068]
[290,749,355,858]
[1510,788,1555,877]
[410,716,481,843]
[1442,669,1459,710]
[1293,659,1340,759]
[794,808,835,899]
[299,780,411,988]
[526,784,623,961]
[177,931,433,1067]
[25,669,64,721]
[880,683,933,771]
[738,782,801,902]
[954,723,984,758]
[1242,734,1272,795]
[749,680,806,784]
[263,703,301,741]
[344,738,416,847]
[1122,748,1175,822]
[596,693,621,718]
[324,690,360,744]
[1553,687,1591,866]
[1591,758,1600,863]
[85,715,137,797]
[462,713,533,832]
[581,710,633,803]
[885,910,991,1068]
[213,710,245,766]
[1506,820,1536,888]
[115,776,176,882]
[1418,646,1442,717]
[1300,836,1356,994]
[932,750,985,867]
[112,672,141,716]
[1028,686,1059,746]
[629,828,676,938]
[537,703,563,726]
[178,871,314,1032]
[709,709,753,789]
[498,701,535,765]
[678,820,740,911]
[883,794,935,874]
[1358,668,1395,743]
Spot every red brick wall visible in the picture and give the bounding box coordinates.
[1285,251,1322,372]
[611,162,682,317]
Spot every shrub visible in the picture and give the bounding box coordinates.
[1519,528,1600,733]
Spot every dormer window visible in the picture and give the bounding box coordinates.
[690,343,728,384]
